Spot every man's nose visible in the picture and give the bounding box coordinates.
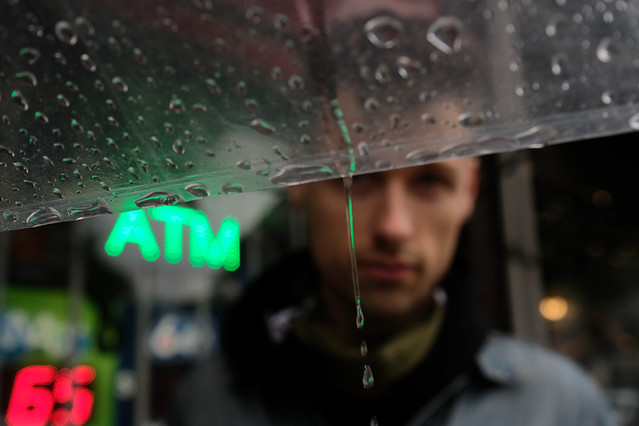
[373,188,413,246]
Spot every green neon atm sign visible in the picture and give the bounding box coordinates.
[104,206,240,271]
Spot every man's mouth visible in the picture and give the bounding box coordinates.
[357,258,418,282]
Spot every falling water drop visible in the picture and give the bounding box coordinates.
[55,21,78,45]
[364,15,403,49]
[426,16,464,55]
[360,341,368,357]
[362,365,375,389]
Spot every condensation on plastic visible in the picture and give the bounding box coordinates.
[1,0,639,230]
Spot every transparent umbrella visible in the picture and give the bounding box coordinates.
[1,0,638,230]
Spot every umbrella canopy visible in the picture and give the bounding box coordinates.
[1,0,638,230]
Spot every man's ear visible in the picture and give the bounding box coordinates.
[286,184,307,211]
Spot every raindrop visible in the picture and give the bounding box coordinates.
[356,303,365,328]
[0,145,16,157]
[362,364,374,389]
[288,75,304,90]
[269,164,334,185]
[205,78,221,94]
[74,16,95,35]
[166,158,178,169]
[245,6,263,24]
[550,52,568,76]
[236,81,248,95]
[597,37,622,63]
[185,183,210,198]
[601,90,617,105]
[192,103,207,112]
[546,15,568,37]
[251,118,275,135]
[57,94,70,107]
[55,21,78,45]
[169,98,186,113]
[13,162,28,173]
[396,56,424,79]
[221,182,244,194]
[53,188,64,198]
[360,341,368,357]
[364,97,380,112]
[420,113,437,124]
[19,47,41,64]
[54,51,67,65]
[132,47,148,65]
[42,155,54,166]
[358,142,370,156]
[172,139,185,154]
[3,212,17,223]
[628,112,639,130]
[80,53,97,72]
[127,166,140,180]
[26,207,62,227]
[458,112,485,127]
[34,111,49,124]
[135,190,184,208]
[107,36,122,53]
[71,118,84,132]
[11,90,29,111]
[236,160,251,170]
[405,148,439,162]
[111,76,129,92]
[15,71,37,87]
[364,15,403,49]
[300,134,311,144]
[273,146,290,161]
[374,63,391,84]
[273,13,290,31]
[426,16,464,55]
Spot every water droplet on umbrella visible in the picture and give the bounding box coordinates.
[11,90,29,111]
[300,134,311,144]
[112,76,129,92]
[53,188,64,198]
[13,162,28,173]
[57,94,70,107]
[288,75,304,90]
[364,97,380,112]
[135,190,184,208]
[221,182,243,194]
[628,112,639,130]
[362,364,374,389]
[74,16,95,35]
[71,118,84,132]
[601,90,617,105]
[185,183,210,198]
[165,158,178,169]
[169,98,186,113]
[3,212,17,223]
[273,146,289,161]
[205,78,221,95]
[132,47,148,65]
[19,47,41,64]
[458,112,485,127]
[550,52,568,76]
[55,21,78,45]
[15,71,37,87]
[236,160,251,170]
[374,63,391,84]
[0,145,16,157]
[269,164,334,184]
[26,206,62,227]
[396,56,423,79]
[426,16,464,55]
[80,53,97,72]
[597,37,621,63]
[35,111,49,124]
[172,138,185,154]
[405,148,439,162]
[251,119,275,135]
[364,15,403,49]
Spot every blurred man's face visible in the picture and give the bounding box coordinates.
[289,158,479,334]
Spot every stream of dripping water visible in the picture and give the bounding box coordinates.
[334,99,376,422]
